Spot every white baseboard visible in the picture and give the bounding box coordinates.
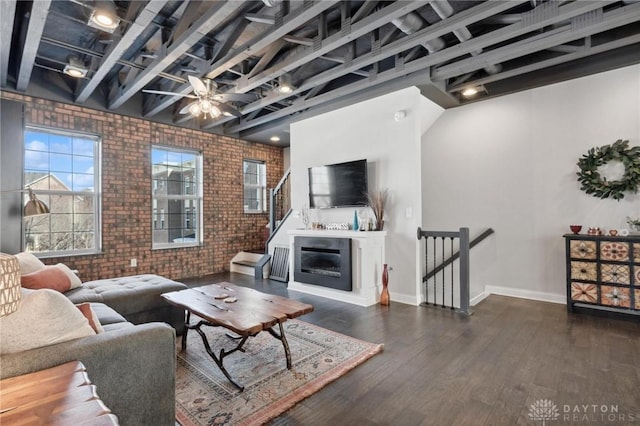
[479,285,566,305]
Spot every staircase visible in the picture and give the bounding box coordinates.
[233,168,292,281]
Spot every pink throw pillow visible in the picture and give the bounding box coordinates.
[21,266,72,292]
[75,303,104,333]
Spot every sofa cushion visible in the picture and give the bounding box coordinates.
[0,289,95,354]
[64,274,187,318]
[89,302,128,326]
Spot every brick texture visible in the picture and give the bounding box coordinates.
[1,91,284,281]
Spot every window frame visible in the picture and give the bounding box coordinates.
[22,125,102,257]
[243,159,267,214]
[151,145,203,250]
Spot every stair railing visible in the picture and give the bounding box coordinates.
[265,168,291,253]
[417,227,494,315]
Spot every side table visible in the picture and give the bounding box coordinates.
[0,361,119,425]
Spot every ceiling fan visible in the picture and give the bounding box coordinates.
[143,76,256,119]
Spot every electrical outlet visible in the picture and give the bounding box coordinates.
[130,258,137,268]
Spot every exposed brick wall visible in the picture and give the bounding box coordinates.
[1,91,283,281]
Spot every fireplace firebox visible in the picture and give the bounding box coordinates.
[294,237,352,291]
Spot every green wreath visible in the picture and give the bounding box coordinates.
[577,139,640,201]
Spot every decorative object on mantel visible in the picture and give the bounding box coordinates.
[587,227,603,236]
[367,188,390,231]
[380,264,390,306]
[353,209,359,231]
[300,204,310,229]
[576,139,640,201]
[627,216,640,233]
[569,225,582,234]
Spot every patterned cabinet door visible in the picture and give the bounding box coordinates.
[570,261,597,281]
[570,283,598,304]
[601,285,631,308]
[599,241,630,261]
[634,243,640,263]
[600,263,631,285]
[570,240,597,259]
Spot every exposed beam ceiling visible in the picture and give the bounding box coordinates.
[1,0,639,146]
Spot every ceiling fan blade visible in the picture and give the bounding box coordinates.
[213,93,258,103]
[179,101,199,115]
[143,89,198,99]
[188,75,208,96]
[216,102,243,118]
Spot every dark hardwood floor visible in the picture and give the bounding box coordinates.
[181,273,640,426]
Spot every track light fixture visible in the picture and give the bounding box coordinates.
[88,0,120,33]
[277,73,294,94]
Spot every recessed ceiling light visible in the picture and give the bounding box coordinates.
[270,136,281,142]
[461,87,478,97]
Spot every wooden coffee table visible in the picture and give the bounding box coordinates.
[162,282,313,391]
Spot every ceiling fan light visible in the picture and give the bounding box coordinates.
[210,106,221,118]
[188,102,201,116]
[200,99,212,113]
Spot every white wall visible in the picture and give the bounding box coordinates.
[291,87,443,304]
[422,64,640,303]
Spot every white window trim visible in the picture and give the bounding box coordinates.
[243,159,267,214]
[151,145,203,250]
[23,126,102,257]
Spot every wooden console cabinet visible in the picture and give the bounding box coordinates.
[564,233,640,316]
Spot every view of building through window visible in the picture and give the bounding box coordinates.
[152,146,202,248]
[23,127,100,255]
[243,159,266,213]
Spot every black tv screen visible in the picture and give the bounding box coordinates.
[308,159,368,208]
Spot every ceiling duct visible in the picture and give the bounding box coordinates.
[391,13,445,53]
[429,0,501,75]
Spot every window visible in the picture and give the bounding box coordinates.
[243,160,266,213]
[152,146,202,248]
[23,127,101,256]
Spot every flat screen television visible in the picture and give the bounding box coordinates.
[308,159,368,208]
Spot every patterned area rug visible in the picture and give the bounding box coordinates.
[176,319,383,426]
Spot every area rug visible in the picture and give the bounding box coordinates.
[175,319,383,426]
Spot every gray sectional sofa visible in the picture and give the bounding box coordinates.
[0,274,188,426]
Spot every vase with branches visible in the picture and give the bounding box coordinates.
[367,188,389,231]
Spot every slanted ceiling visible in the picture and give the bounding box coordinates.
[2,0,640,146]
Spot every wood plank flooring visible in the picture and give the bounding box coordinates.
[181,273,640,426]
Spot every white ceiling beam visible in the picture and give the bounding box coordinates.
[432,2,639,80]
[76,0,168,103]
[144,0,339,117]
[109,0,247,109]
[234,0,427,94]
[202,0,523,130]
[449,33,640,92]
[0,0,17,86]
[16,0,51,91]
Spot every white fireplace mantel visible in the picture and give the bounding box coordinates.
[288,230,387,306]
